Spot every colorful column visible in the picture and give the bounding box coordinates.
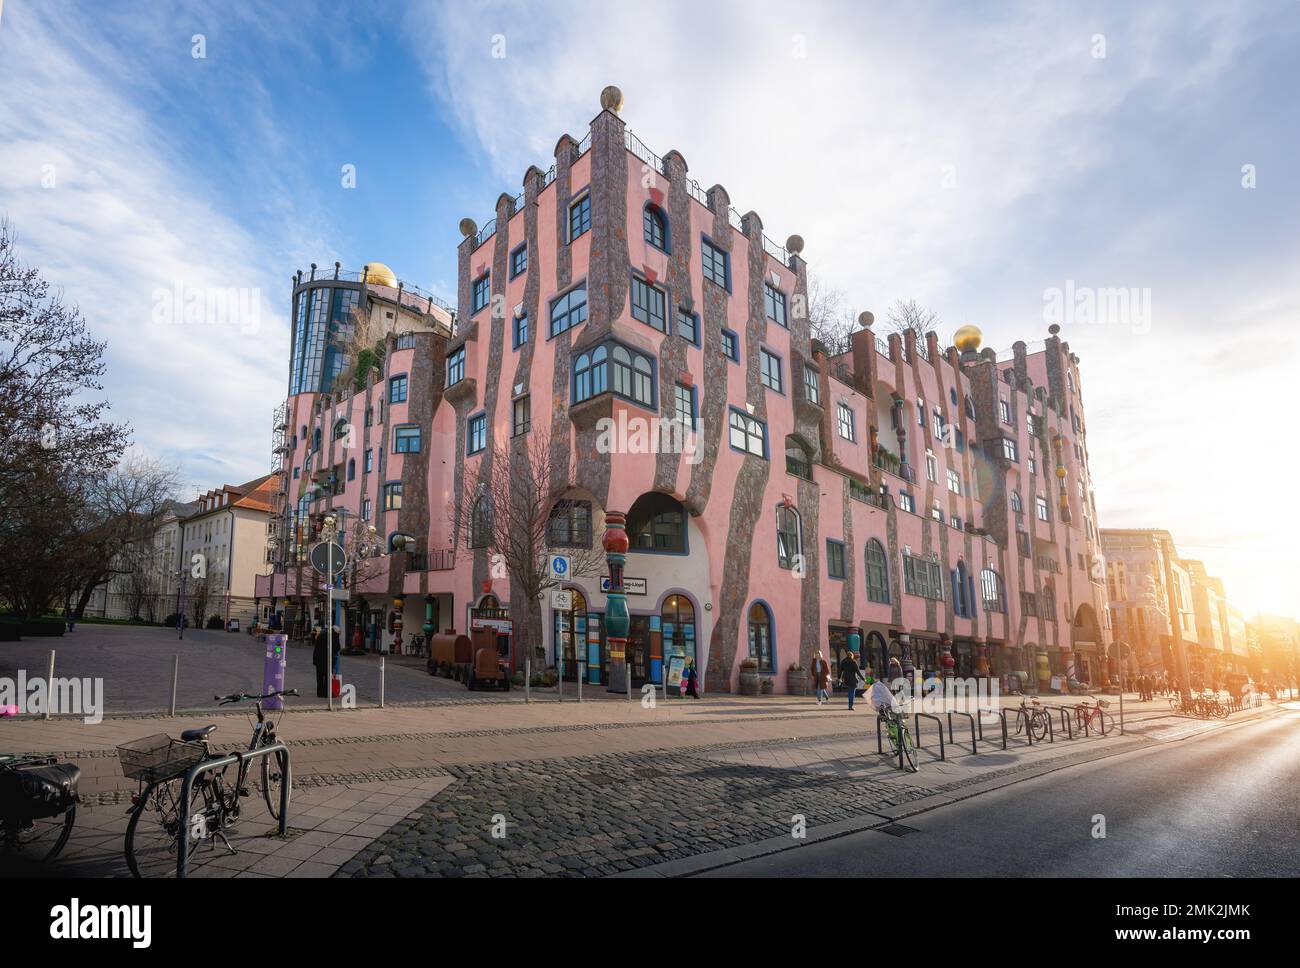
[603,511,631,694]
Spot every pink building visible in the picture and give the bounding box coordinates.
[257,88,1112,695]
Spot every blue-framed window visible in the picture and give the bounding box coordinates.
[759,347,783,392]
[347,458,355,481]
[446,346,465,386]
[631,275,667,332]
[293,467,300,479]
[951,562,975,617]
[471,273,490,314]
[826,539,847,580]
[573,345,608,403]
[394,425,421,454]
[701,237,729,290]
[364,449,373,473]
[550,284,587,337]
[673,382,696,431]
[388,375,407,403]
[513,312,528,348]
[803,365,820,405]
[677,307,699,344]
[764,284,787,326]
[720,328,739,361]
[509,243,527,279]
[899,490,916,514]
[747,601,774,672]
[467,413,487,455]
[643,203,668,252]
[728,408,767,458]
[776,505,802,570]
[568,193,591,241]
[611,343,655,407]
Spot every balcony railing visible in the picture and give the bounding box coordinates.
[409,548,456,572]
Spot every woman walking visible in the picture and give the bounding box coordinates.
[839,650,862,711]
[684,658,700,698]
[811,650,832,705]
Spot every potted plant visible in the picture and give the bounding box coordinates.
[760,676,774,695]
[739,658,761,696]
[786,662,809,697]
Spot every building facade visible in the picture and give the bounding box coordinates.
[258,89,1112,694]
[83,501,196,621]
[180,477,275,628]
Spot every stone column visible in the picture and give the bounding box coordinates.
[603,511,631,694]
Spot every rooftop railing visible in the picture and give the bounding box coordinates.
[298,265,454,317]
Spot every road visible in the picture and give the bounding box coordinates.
[702,708,1300,877]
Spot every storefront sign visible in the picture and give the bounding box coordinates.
[600,576,647,595]
[550,589,573,611]
[472,616,513,634]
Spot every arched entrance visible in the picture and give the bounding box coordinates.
[553,587,588,681]
[1072,603,1104,685]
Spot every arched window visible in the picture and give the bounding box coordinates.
[627,492,686,553]
[643,204,669,252]
[1010,490,1023,513]
[784,436,812,480]
[312,428,322,451]
[952,560,973,617]
[574,352,591,403]
[633,356,653,405]
[470,496,492,549]
[591,345,607,395]
[980,568,1004,612]
[775,504,802,570]
[662,594,695,665]
[333,418,348,440]
[612,345,632,398]
[865,539,890,604]
[747,601,774,672]
[346,458,355,481]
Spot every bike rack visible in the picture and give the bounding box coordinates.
[978,709,1007,750]
[176,742,291,879]
[876,714,904,771]
[1058,707,1074,740]
[913,712,946,761]
[946,710,978,755]
[1004,707,1033,746]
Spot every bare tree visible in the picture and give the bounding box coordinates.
[884,298,942,345]
[806,274,858,357]
[188,576,211,630]
[451,429,605,670]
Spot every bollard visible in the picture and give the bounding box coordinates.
[525,658,531,703]
[45,650,56,721]
[380,655,385,708]
[169,654,179,717]
[578,662,584,703]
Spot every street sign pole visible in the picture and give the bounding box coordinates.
[327,536,334,712]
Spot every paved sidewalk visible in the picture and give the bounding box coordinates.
[3,691,1276,879]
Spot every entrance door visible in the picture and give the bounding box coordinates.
[554,589,588,681]
[628,615,650,684]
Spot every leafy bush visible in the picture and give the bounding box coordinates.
[206,614,224,630]
[20,618,65,637]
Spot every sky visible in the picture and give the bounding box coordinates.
[0,0,1296,619]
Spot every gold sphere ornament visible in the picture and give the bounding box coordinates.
[858,310,875,328]
[953,325,982,352]
[458,218,478,239]
[1056,465,1068,479]
[600,85,624,113]
[785,234,805,254]
[364,262,398,288]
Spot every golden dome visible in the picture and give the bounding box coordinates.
[364,262,398,288]
[953,325,982,353]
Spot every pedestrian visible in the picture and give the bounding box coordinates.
[839,650,862,711]
[312,626,328,698]
[684,658,699,698]
[811,650,832,705]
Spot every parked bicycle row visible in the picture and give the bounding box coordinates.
[2,689,296,877]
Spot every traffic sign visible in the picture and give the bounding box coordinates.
[551,589,573,610]
[549,554,570,580]
[310,542,347,576]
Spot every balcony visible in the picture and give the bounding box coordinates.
[408,549,456,572]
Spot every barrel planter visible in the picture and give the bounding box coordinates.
[786,667,810,696]
[739,662,761,696]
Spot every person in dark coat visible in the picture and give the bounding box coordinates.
[684,658,699,698]
[312,627,328,698]
[839,651,862,710]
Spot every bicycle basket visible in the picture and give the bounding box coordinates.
[116,733,207,783]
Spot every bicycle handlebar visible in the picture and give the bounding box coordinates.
[213,689,300,705]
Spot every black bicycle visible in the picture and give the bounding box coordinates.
[119,688,296,878]
[1015,696,1052,742]
[0,752,80,865]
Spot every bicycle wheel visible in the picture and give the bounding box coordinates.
[124,779,206,878]
[0,804,76,866]
[900,726,918,772]
[262,747,290,820]
[1214,701,1229,720]
[1029,713,1049,742]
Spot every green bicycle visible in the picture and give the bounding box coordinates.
[879,705,918,772]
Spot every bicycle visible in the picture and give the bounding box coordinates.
[119,688,296,878]
[1,751,80,866]
[878,703,917,772]
[1073,698,1111,734]
[1015,697,1052,742]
